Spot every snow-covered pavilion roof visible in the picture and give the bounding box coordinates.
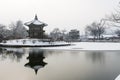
[24,15,48,26]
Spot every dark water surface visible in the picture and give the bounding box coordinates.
[0,48,120,80]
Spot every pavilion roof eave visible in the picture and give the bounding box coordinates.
[24,20,48,26]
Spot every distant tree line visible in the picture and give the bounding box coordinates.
[49,2,120,42]
[84,2,120,41]
[49,28,80,42]
[1,2,120,42]
[0,20,80,42]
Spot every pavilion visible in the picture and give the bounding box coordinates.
[24,15,48,39]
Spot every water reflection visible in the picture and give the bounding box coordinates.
[0,48,25,62]
[25,50,47,74]
[0,48,47,75]
[86,51,105,64]
[0,48,120,80]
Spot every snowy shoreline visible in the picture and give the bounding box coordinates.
[0,39,71,47]
[40,42,120,51]
[0,39,120,50]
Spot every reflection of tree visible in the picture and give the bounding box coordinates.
[25,50,47,74]
[0,48,25,62]
[86,51,105,64]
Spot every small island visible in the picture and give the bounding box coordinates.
[0,15,71,47]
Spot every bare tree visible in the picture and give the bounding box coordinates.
[85,23,98,41]
[106,3,120,27]
[85,21,105,41]
[97,22,106,39]
[50,28,62,41]
[0,24,6,42]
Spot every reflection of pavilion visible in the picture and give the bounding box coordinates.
[25,50,47,74]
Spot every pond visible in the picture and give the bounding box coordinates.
[0,47,120,80]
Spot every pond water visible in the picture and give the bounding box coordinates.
[0,48,120,80]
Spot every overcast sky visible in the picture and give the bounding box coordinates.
[0,0,119,34]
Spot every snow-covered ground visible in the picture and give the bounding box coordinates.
[0,39,120,50]
[0,39,70,46]
[40,42,120,51]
